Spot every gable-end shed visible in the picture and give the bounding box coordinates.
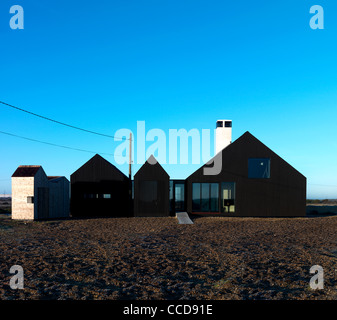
[12,165,69,220]
[70,154,131,218]
[48,176,70,219]
[134,155,170,217]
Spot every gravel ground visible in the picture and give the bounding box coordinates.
[0,214,337,300]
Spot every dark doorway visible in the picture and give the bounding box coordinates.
[174,183,185,212]
[169,180,186,215]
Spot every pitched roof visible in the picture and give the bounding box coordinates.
[12,165,42,177]
[47,176,62,180]
[134,155,170,179]
[71,154,129,182]
[186,131,305,180]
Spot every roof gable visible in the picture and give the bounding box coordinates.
[71,154,128,182]
[12,165,43,178]
[48,176,69,183]
[187,131,305,180]
[135,155,170,180]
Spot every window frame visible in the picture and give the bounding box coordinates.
[248,158,271,179]
[192,182,219,212]
[27,196,34,204]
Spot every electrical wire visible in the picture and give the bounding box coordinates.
[0,100,130,140]
[0,130,126,157]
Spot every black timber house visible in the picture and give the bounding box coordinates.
[185,131,306,217]
[134,155,170,217]
[69,131,306,218]
[70,154,131,218]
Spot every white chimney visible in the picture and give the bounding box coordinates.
[215,119,232,154]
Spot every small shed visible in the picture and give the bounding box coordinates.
[48,176,70,219]
[134,155,170,217]
[11,165,70,220]
[70,154,131,218]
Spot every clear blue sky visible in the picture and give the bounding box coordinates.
[0,0,336,198]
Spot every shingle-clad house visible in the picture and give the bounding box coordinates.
[11,165,69,220]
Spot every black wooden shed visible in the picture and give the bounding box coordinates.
[186,131,306,217]
[70,154,131,218]
[134,155,170,217]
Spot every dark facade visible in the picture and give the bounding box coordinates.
[186,132,306,217]
[134,155,170,217]
[70,154,131,218]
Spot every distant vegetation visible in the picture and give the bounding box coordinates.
[307,199,337,205]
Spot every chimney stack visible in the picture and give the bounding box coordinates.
[215,119,232,154]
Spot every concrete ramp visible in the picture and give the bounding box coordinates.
[176,212,193,225]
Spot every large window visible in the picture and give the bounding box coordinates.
[201,183,210,211]
[192,183,201,211]
[210,183,219,212]
[248,158,270,179]
[221,182,236,213]
[192,183,219,212]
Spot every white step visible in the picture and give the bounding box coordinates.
[176,212,193,225]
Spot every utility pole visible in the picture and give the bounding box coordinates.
[128,132,133,216]
[129,132,132,180]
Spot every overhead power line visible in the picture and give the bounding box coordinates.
[0,130,122,157]
[0,100,129,141]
